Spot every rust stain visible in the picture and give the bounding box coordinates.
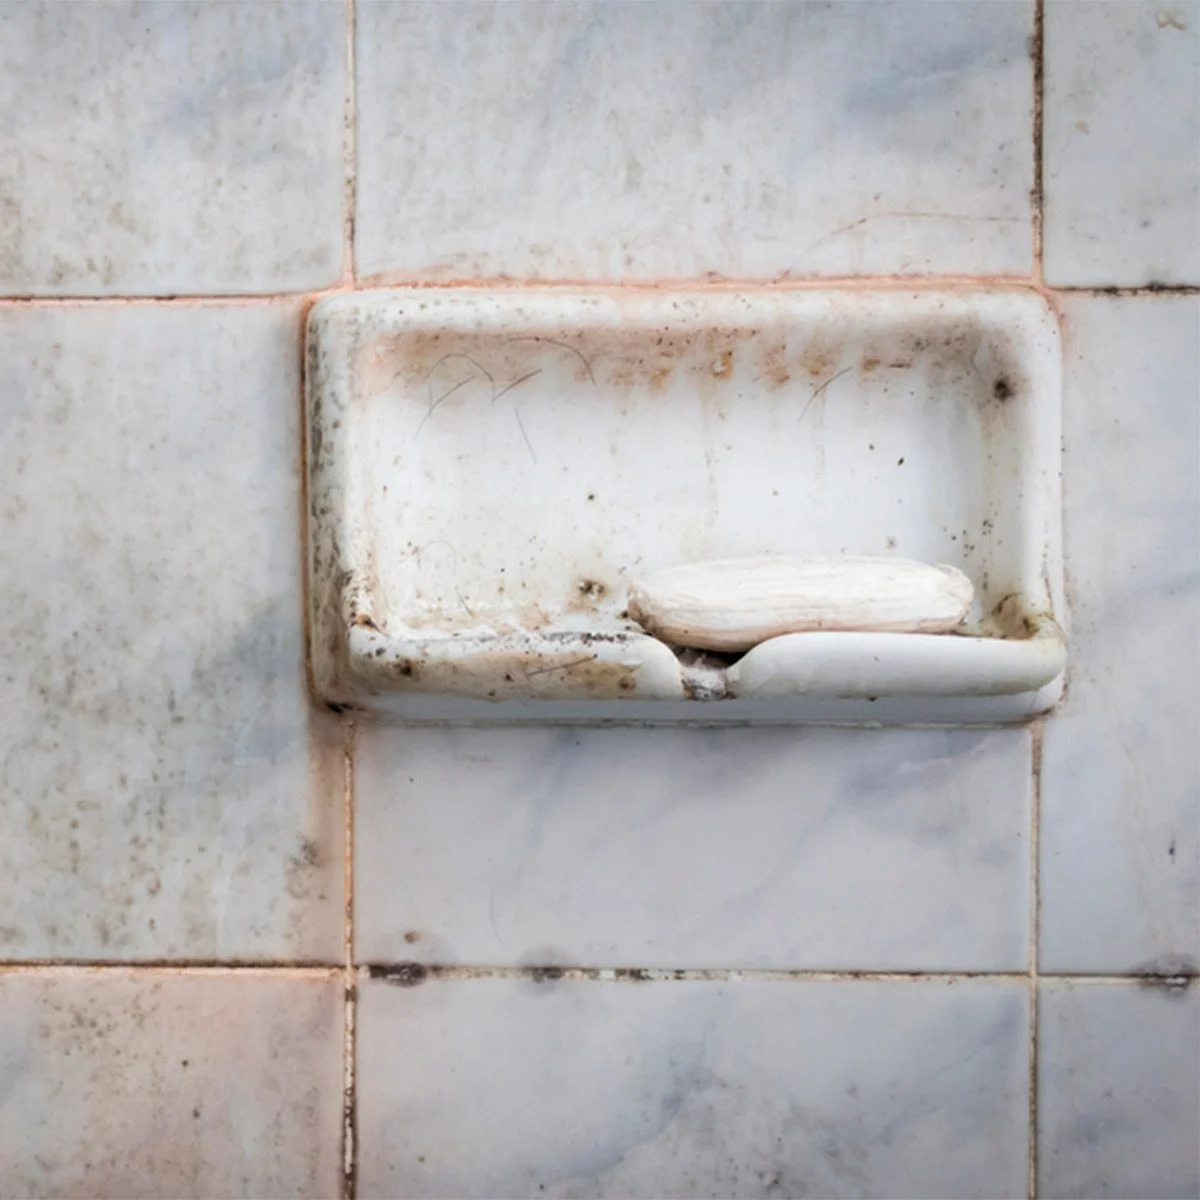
[799,338,839,378]
[756,339,791,390]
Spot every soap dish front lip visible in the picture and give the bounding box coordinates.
[344,617,1065,705]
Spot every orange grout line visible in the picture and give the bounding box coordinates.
[348,271,1048,293]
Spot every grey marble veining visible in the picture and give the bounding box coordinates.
[1038,981,1200,1199]
[1040,297,1200,973]
[1044,1,1200,286]
[355,0,1033,280]
[0,305,343,960]
[358,976,1029,1199]
[356,725,1032,971]
[0,2,344,295]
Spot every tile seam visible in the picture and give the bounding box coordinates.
[1032,0,1045,284]
[0,963,1191,983]
[355,966,1197,984]
[342,0,357,286]
[1029,718,1044,1200]
[0,283,1193,309]
[341,715,357,1200]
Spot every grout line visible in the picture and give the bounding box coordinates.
[0,276,1051,307]
[0,957,1189,984]
[0,291,353,307]
[363,965,1032,984]
[1031,0,1045,284]
[297,299,318,703]
[341,715,358,1200]
[348,271,1046,293]
[341,0,357,286]
[0,961,1188,984]
[343,717,356,978]
[1028,719,1044,1200]
[343,978,358,1200]
[0,281,1194,308]
[357,964,1197,985]
[1053,284,1200,297]
[1030,972,1197,986]
[0,963,339,975]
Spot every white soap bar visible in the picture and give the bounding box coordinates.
[628,556,973,652]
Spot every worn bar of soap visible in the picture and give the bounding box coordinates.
[628,556,973,652]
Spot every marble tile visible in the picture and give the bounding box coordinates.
[1040,297,1199,974]
[358,975,1028,1199]
[355,1,1034,281]
[355,726,1031,971]
[0,2,344,295]
[0,970,343,1198]
[0,305,343,961]
[1038,980,1200,1199]
[1044,1,1200,286]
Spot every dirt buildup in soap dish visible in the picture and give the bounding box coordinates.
[672,646,738,701]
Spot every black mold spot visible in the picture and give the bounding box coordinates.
[369,962,429,987]
[1133,956,1198,996]
[993,377,1013,401]
[615,967,651,982]
[528,965,566,983]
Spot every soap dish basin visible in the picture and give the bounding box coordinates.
[306,287,1063,724]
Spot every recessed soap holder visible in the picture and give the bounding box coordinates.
[306,286,1064,724]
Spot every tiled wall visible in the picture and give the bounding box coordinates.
[0,3,1195,1198]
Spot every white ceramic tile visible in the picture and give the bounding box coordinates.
[0,2,344,295]
[355,1,1034,281]
[1044,1,1200,286]
[0,970,343,1198]
[358,976,1028,1199]
[356,726,1031,971]
[0,305,343,961]
[1038,980,1200,1199]
[1040,297,1200,974]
